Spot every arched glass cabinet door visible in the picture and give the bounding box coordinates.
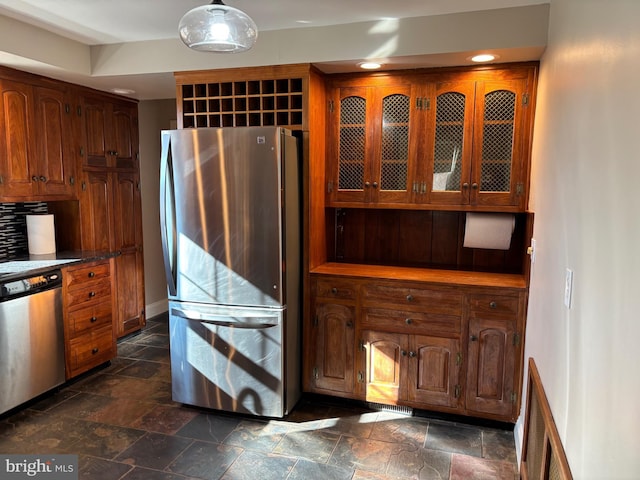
[375,87,415,204]
[472,78,529,208]
[331,86,371,203]
[426,81,475,206]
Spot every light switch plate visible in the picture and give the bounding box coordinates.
[564,268,573,308]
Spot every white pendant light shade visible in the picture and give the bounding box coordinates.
[179,0,258,53]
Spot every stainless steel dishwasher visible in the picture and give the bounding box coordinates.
[0,269,65,415]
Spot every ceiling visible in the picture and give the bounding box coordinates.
[0,0,549,100]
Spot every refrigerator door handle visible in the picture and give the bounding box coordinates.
[172,308,279,329]
[160,133,177,296]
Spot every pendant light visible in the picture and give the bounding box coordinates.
[179,0,258,53]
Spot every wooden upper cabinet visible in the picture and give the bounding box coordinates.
[81,93,138,169]
[327,81,418,205]
[0,80,76,199]
[325,64,537,211]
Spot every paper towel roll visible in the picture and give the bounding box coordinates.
[463,213,515,250]
[26,214,56,255]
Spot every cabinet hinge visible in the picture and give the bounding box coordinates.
[327,181,333,193]
[79,147,85,157]
[513,333,521,346]
[312,367,319,380]
[456,352,462,366]
[357,371,365,383]
[65,103,71,114]
[511,392,518,404]
[522,93,529,106]
[425,98,431,110]
[313,315,318,327]
[328,100,334,113]
[69,176,75,186]
[81,181,87,192]
[516,182,524,195]
[454,385,461,398]
[136,181,141,191]
[416,97,422,110]
[77,106,82,116]
[359,340,365,352]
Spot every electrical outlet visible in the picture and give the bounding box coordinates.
[564,268,573,308]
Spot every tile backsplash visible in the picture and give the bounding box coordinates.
[0,202,48,260]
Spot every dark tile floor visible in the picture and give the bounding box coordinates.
[0,313,519,479]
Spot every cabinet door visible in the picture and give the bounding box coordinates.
[408,335,461,409]
[113,171,145,336]
[34,86,76,197]
[423,80,476,206]
[466,315,516,418]
[111,101,138,170]
[82,95,110,168]
[373,86,416,204]
[471,78,529,207]
[312,302,355,393]
[0,79,36,197]
[80,170,114,252]
[329,86,372,203]
[363,330,407,404]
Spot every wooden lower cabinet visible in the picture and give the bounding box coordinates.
[62,259,116,379]
[305,272,526,422]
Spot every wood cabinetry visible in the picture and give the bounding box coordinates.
[78,91,145,338]
[325,64,537,212]
[62,259,116,379]
[305,269,527,422]
[0,72,77,200]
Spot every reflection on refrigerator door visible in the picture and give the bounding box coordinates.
[169,302,286,418]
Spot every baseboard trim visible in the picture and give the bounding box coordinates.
[146,299,168,319]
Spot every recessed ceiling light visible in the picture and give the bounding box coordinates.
[110,88,136,95]
[358,62,382,70]
[470,54,498,63]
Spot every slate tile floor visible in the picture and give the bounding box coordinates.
[0,313,519,479]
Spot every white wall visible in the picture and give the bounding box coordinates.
[520,0,640,478]
[138,99,176,318]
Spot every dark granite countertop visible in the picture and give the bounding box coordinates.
[0,251,119,281]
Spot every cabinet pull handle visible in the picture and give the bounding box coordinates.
[90,316,98,323]
[489,301,497,309]
[405,318,412,325]
[470,335,478,342]
[88,272,95,278]
[92,348,99,354]
[406,294,414,302]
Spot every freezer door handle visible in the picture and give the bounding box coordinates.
[172,308,279,329]
[160,133,177,296]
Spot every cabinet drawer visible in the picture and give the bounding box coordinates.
[468,294,519,316]
[314,278,357,301]
[67,300,112,336]
[68,325,114,372]
[65,261,111,291]
[65,278,112,309]
[362,284,463,315]
[363,307,461,336]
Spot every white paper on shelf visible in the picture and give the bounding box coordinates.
[463,212,515,250]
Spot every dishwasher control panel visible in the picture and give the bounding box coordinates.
[0,271,61,300]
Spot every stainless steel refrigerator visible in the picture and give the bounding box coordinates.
[160,126,301,418]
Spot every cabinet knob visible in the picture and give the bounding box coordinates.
[372,182,378,188]
[408,351,416,358]
[331,287,337,294]
[472,183,479,190]
[406,294,414,302]
[405,318,412,325]
[462,182,469,189]
[32,175,39,182]
[39,176,47,182]
[470,335,478,342]
[88,272,95,278]
[91,348,99,354]
[364,181,371,188]
[401,350,407,357]
[89,291,96,298]
[346,321,353,328]
[489,301,497,309]
[90,316,98,323]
